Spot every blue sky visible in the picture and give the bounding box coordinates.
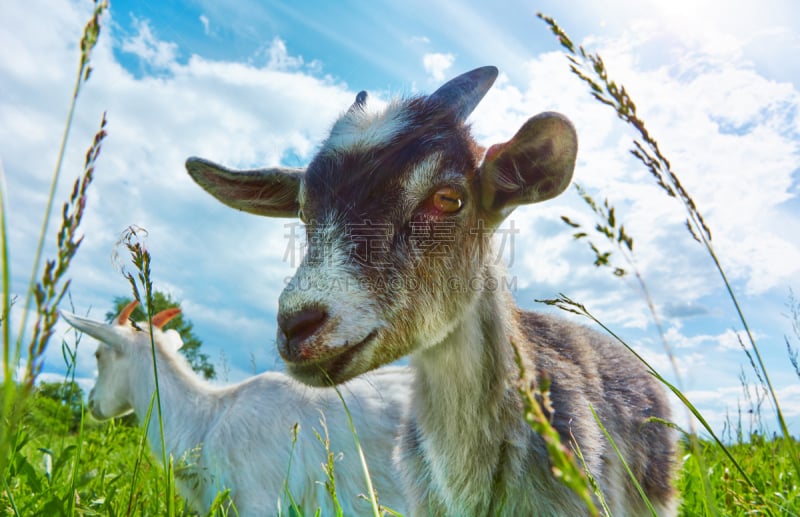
[2,0,799,438]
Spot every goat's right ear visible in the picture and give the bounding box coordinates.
[477,112,577,223]
[186,157,303,218]
[163,329,184,353]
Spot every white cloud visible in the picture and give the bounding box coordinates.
[715,328,754,352]
[479,21,800,326]
[659,325,755,353]
[199,14,210,35]
[679,381,800,440]
[263,37,305,71]
[407,35,430,45]
[120,16,179,70]
[422,52,454,82]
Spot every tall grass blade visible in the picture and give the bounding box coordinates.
[280,423,304,517]
[589,405,657,516]
[539,294,769,516]
[322,371,382,517]
[1,160,10,375]
[128,392,159,515]
[1,112,107,480]
[0,159,16,483]
[166,454,176,517]
[1,1,108,481]
[313,418,344,517]
[15,0,107,366]
[2,475,20,516]
[511,341,600,516]
[117,226,173,509]
[538,8,800,493]
[65,402,86,516]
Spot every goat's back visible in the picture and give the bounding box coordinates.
[521,310,676,515]
[199,368,409,516]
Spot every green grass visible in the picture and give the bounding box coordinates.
[679,433,800,515]
[2,4,799,516]
[4,402,799,516]
[4,415,186,516]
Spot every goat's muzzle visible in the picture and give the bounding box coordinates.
[276,308,377,386]
[277,307,328,356]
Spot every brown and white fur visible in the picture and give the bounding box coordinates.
[61,301,410,516]
[186,66,677,516]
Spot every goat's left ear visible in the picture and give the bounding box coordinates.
[478,112,577,222]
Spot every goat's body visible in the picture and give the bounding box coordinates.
[397,280,675,516]
[125,346,409,516]
[187,66,678,516]
[62,304,409,517]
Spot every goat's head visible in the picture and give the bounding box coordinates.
[60,300,182,420]
[187,66,577,386]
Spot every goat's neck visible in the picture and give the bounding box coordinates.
[410,263,529,506]
[413,278,521,424]
[128,345,213,460]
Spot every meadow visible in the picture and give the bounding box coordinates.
[4,393,799,515]
[2,4,798,516]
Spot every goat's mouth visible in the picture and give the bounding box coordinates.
[280,330,378,387]
[88,401,126,421]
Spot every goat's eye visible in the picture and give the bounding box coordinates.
[431,187,462,214]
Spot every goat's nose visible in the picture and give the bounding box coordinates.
[278,307,327,350]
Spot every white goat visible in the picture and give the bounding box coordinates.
[61,300,410,516]
[186,66,678,516]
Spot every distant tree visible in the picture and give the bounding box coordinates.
[26,381,85,433]
[106,291,216,380]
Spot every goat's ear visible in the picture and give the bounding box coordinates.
[186,157,303,218]
[162,329,184,353]
[478,112,577,222]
